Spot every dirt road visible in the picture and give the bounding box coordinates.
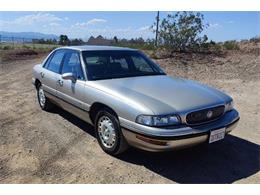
[0,53,259,183]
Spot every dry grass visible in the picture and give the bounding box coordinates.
[0,43,58,63]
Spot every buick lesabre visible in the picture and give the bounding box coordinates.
[32,46,240,155]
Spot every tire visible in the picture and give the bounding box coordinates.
[36,84,54,111]
[95,108,128,155]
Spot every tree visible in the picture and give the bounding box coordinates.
[113,36,118,43]
[152,11,208,52]
[70,38,84,46]
[59,35,70,45]
[135,37,145,44]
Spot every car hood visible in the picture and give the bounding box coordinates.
[89,75,232,114]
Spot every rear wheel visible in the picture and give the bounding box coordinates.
[36,84,54,111]
[95,108,128,155]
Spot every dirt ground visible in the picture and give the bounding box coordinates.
[0,48,259,183]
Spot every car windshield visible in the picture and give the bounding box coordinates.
[82,50,166,80]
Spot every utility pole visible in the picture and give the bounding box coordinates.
[155,11,160,47]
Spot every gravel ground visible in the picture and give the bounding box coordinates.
[0,49,259,183]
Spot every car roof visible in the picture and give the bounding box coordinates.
[59,45,138,51]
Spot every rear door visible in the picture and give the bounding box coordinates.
[41,49,66,96]
[56,50,88,111]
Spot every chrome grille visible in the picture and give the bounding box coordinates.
[186,105,225,125]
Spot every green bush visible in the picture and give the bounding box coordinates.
[22,45,31,49]
[223,41,239,50]
[212,43,223,53]
[152,12,208,52]
[1,45,12,50]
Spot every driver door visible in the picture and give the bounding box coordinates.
[56,50,88,112]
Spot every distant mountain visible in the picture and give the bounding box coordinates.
[0,31,59,42]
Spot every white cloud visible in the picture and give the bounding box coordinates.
[209,23,222,29]
[137,25,151,31]
[13,12,62,25]
[72,18,107,29]
[0,12,63,31]
[0,13,153,40]
[68,23,153,39]
[86,18,107,25]
[49,22,60,26]
[74,22,86,27]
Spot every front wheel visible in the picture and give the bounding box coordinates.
[37,84,54,111]
[95,108,128,155]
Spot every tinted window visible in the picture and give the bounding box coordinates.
[82,50,165,80]
[62,51,84,80]
[47,50,65,73]
[111,57,129,70]
[43,53,53,68]
[131,55,154,73]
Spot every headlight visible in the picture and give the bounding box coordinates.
[225,100,234,112]
[136,114,180,127]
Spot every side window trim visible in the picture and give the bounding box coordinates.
[74,51,85,81]
[44,49,66,74]
[79,51,88,81]
[58,50,66,74]
[43,51,55,69]
[60,49,86,81]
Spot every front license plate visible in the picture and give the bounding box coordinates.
[209,128,226,143]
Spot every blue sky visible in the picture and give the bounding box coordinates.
[0,11,259,41]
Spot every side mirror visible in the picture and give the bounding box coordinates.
[62,72,76,82]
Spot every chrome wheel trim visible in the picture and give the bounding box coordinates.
[97,116,116,149]
[38,87,46,107]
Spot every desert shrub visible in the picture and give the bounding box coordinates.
[211,43,223,53]
[22,45,31,49]
[149,52,157,59]
[204,41,223,53]
[112,42,155,51]
[241,39,248,42]
[152,11,208,53]
[223,41,239,50]
[140,43,156,50]
[1,45,12,50]
[250,36,260,43]
[15,49,38,56]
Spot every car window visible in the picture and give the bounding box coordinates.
[62,51,84,80]
[110,56,129,70]
[43,53,54,68]
[46,50,65,73]
[86,56,104,64]
[83,50,165,80]
[131,55,154,73]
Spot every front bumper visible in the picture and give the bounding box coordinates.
[120,109,239,152]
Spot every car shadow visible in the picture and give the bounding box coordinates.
[52,107,260,184]
[50,107,96,138]
[118,136,260,183]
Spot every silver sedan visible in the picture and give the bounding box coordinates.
[32,46,239,155]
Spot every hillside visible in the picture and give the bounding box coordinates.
[147,40,260,82]
[0,31,58,42]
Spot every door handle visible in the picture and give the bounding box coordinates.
[57,79,63,86]
[40,72,45,78]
